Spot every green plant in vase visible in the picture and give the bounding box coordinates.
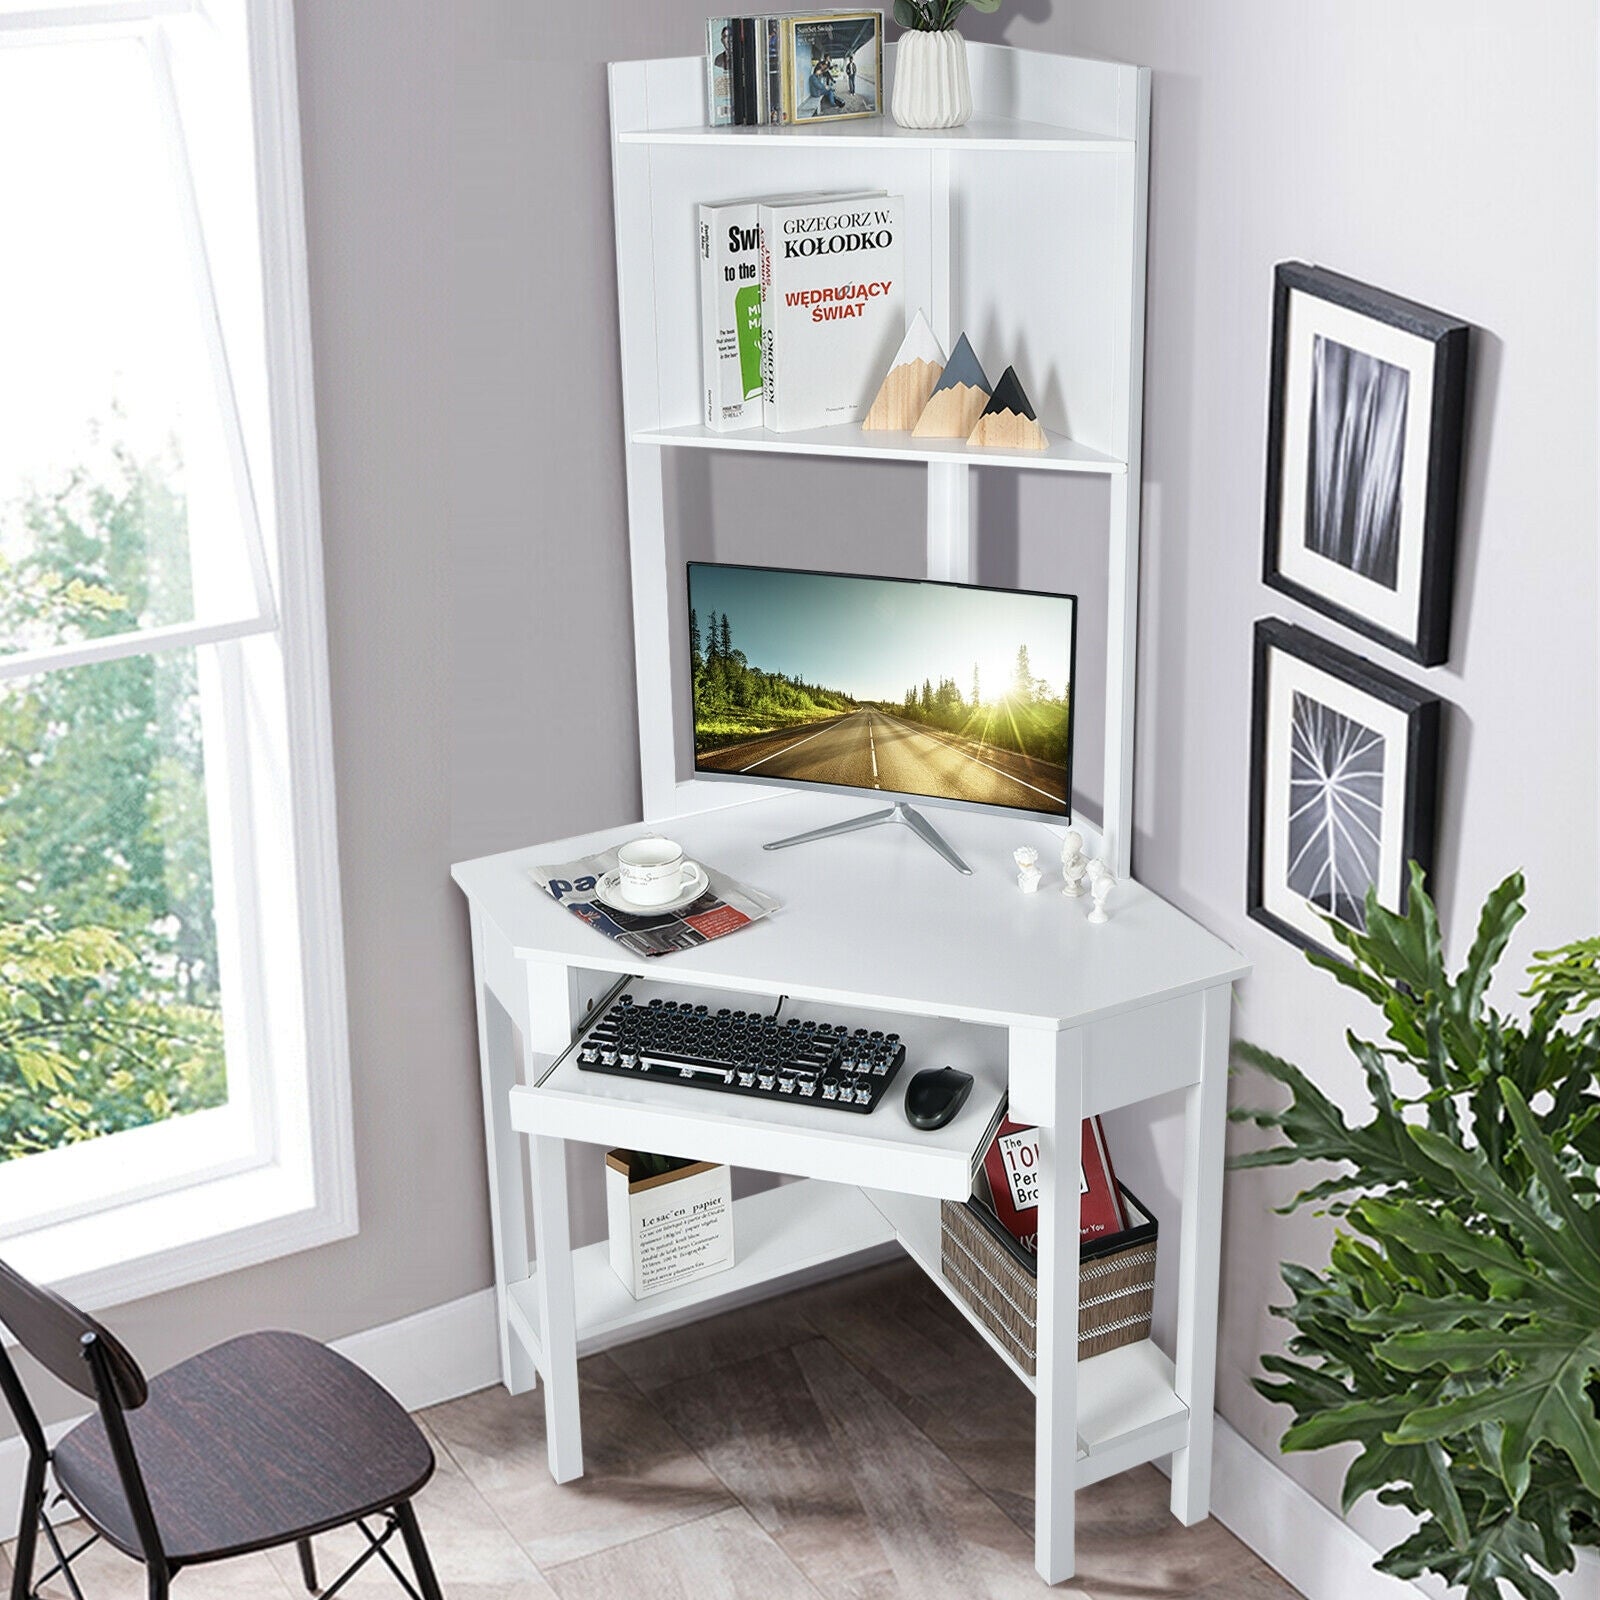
[892,0,1002,29]
[890,0,1001,130]
[1234,868,1600,1600]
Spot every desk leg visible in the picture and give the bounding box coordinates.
[529,1131,584,1483]
[1170,982,1232,1524]
[1012,1025,1084,1586]
[469,909,537,1396]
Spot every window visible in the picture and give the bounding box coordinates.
[0,0,354,1306]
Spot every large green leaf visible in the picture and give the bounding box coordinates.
[1384,1320,1600,1499]
[1378,1510,1563,1600]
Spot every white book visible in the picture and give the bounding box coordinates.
[759,192,903,432]
[699,201,765,431]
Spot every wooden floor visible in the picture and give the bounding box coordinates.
[7,1260,1302,1598]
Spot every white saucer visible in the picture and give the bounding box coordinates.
[594,861,710,916]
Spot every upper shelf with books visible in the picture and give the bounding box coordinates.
[633,418,1126,475]
[614,42,1144,145]
[618,115,1132,154]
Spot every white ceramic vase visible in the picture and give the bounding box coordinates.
[891,28,973,130]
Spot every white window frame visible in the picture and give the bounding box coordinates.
[0,0,356,1312]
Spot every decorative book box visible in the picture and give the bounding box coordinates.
[939,1184,1157,1375]
[605,1152,735,1299]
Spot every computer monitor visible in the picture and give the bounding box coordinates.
[687,563,1077,872]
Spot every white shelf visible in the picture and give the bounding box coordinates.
[507,1179,894,1355]
[618,115,1132,154]
[862,1188,1189,1481]
[633,420,1127,475]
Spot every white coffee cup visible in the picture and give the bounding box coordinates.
[616,837,687,905]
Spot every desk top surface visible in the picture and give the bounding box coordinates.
[452,793,1248,1030]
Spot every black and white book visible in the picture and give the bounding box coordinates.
[758,191,903,432]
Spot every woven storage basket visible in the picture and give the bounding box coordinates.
[939,1184,1157,1376]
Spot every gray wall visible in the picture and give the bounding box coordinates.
[15,12,1598,1577]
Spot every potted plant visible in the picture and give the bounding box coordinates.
[891,0,1001,130]
[1235,868,1600,1600]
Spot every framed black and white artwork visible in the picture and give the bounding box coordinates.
[1263,263,1470,666]
[1248,619,1441,957]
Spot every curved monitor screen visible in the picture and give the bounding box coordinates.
[688,563,1076,819]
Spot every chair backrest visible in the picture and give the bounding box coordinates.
[0,1258,147,1410]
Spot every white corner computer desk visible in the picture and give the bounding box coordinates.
[453,790,1248,1587]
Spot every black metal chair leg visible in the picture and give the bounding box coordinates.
[393,1501,444,1600]
[146,1565,171,1600]
[297,1536,320,1593]
[10,1457,45,1600]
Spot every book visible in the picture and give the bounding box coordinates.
[734,17,759,125]
[699,200,766,431]
[705,18,734,126]
[762,16,785,123]
[758,191,903,432]
[977,1112,1128,1254]
[778,11,882,122]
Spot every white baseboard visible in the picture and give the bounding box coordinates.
[329,1286,501,1412]
[1208,1413,1600,1600]
[1207,1417,1422,1599]
[6,1282,1598,1600]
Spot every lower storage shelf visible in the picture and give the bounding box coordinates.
[507,1179,895,1358]
[861,1187,1190,1481]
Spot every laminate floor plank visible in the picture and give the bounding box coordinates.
[421,1352,734,1570]
[262,1420,559,1599]
[602,1280,822,1394]
[657,1335,1078,1600]
[801,1258,1041,1526]
[542,1505,823,1600]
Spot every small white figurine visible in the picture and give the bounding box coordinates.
[1088,864,1116,924]
[1014,845,1041,893]
[1061,829,1088,898]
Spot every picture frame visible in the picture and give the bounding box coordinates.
[1248,618,1442,958]
[1263,263,1470,667]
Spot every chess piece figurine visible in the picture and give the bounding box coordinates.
[1088,866,1115,924]
[1013,845,1040,893]
[864,311,946,431]
[1060,832,1087,897]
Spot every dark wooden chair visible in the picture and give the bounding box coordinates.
[0,1259,445,1599]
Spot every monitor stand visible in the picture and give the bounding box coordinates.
[762,801,973,875]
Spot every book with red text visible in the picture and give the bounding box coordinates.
[978,1112,1127,1254]
[758,191,902,431]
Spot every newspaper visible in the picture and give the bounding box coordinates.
[530,847,780,959]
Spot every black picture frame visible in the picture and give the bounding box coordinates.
[1263,263,1470,667]
[1248,618,1442,958]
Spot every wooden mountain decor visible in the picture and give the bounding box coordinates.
[967,365,1048,450]
[912,332,990,438]
[864,312,946,431]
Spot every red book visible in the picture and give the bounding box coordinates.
[979,1115,1127,1254]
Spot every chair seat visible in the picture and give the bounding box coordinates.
[53,1330,434,1565]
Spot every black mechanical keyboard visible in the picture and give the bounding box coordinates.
[574,994,906,1114]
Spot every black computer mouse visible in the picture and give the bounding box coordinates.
[904,1066,974,1130]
